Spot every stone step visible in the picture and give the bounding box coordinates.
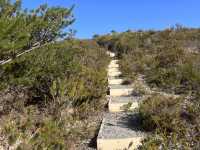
[97,113,145,150]
[108,71,122,77]
[109,61,119,67]
[108,70,121,75]
[108,63,119,69]
[108,78,123,85]
[107,67,120,73]
[109,84,133,97]
[108,96,139,112]
[106,51,116,58]
[110,60,119,64]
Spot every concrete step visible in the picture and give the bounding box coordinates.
[108,71,122,77]
[97,113,145,150]
[108,78,123,85]
[109,59,119,66]
[108,96,140,112]
[108,64,119,69]
[109,84,133,97]
[110,59,119,64]
[108,70,121,75]
[107,67,120,73]
[106,51,115,58]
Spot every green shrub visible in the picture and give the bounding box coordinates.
[0,39,109,149]
[139,94,183,132]
[96,28,200,149]
[139,94,200,149]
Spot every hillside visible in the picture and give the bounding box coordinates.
[95,27,200,149]
[0,1,200,149]
[0,1,110,149]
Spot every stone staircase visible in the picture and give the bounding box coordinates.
[97,52,145,150]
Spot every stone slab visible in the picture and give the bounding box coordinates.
[109,60,119,67]
[108,64,119,69]
[108,70,121,75]
[107,67,120,73]
[109,85,133,96]
[106,51,116,58]
[108,78,123,85]
[97,113,145,150]
[109,96,140,112]
[110,60,119,64]
[108,71,122,77]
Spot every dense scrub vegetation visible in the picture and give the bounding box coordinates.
[1,1,200,149]
[0,1,109,149]
[0,39,109,149]
[96,26,200,149]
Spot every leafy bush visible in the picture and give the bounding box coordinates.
[0,39,109,149]
[139,95,183,132]
[0,1,109,149]
[138,94,200,149]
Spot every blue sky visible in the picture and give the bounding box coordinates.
[23,0,200,39]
